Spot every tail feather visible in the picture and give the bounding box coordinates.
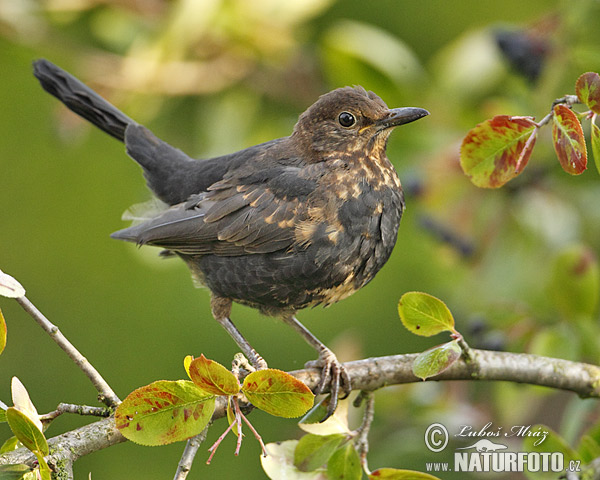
[33,59,133,142]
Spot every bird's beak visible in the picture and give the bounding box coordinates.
[376,107,429,130]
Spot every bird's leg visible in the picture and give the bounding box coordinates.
[281,315,351,419]
[211,296,267,370]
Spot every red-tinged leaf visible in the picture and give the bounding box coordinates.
[0,309,6,356]
[369,468,441,479]
[115,380,215,446]
[398,292,455,337]
[412,340,462,380]
[294,434,346,472]
[552,104,587,175]
[188,354,240,396]
[242,369,314,418]
[591,121,600,175]
[460,115,537,188]
[576,72,600,115]
[5,407,48,456]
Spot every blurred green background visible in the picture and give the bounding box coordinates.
[2,0,600,478]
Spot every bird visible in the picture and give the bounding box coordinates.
[33,59,428,418]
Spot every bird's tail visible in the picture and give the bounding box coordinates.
[33,59,134,142]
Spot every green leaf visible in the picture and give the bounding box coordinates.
[242,369,314,418]
[412,340,462,380]
[294,434,346,472]
[369,468,441,479]
[0,436,20,454]
[188,354,240,396]
[575,72,600,115]
[327,443,361,480]
[261,440,326,480]
[460,115,537,188]
[398,292,455,336]
[115,380,215,446]
[0,408,6,423]
[522,424,578,462]
[591,121,600,175]
[0,464,33,480]
[0,309,6,356]
[552,104,587,175]
[548,245,599,318]
[5,408,48,456]
[578,434,600,463]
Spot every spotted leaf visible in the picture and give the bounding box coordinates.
[398,292,455,337]
[552,104,587,175]
[188,354,240,396]
[576,72,600,115]
[242,369,314,418]
[115,380,215,446]
[460,115,537,188]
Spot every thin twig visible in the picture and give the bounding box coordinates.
[15,296,120,407]
[173,425,209,480]
[40,403,112,423]
[353,391,375,475]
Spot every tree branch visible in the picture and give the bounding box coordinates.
[1,350,598,472]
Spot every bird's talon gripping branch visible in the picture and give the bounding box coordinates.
[306,347,352,420]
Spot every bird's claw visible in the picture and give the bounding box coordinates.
[305,347,351,421]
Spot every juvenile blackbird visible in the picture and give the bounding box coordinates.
[33,59,428,418]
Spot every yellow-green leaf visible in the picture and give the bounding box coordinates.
[188,354,240,396]
[115,380,215,446]
[552,104,587,175]
[242,369,314,418]
[5,407,48,456]
[460,115,537,188]
[369,468,441,479]
[398,292,455,336]
[0,436,20,454]
[575,72,600,115]
[412,341,462,380]
[183,355,193,380]
[0,309,6,356]
[591,120,600,175]
[34,453,51,480]
[294,434,346,472]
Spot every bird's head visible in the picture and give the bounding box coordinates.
[292,86,428,159]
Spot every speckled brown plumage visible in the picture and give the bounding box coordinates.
[34,59,428,419]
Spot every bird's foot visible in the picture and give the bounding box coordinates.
[305,347,351,421]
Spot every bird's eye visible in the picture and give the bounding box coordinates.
[338,111,356,128]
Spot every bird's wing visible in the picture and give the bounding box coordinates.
[111,166,316,256]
